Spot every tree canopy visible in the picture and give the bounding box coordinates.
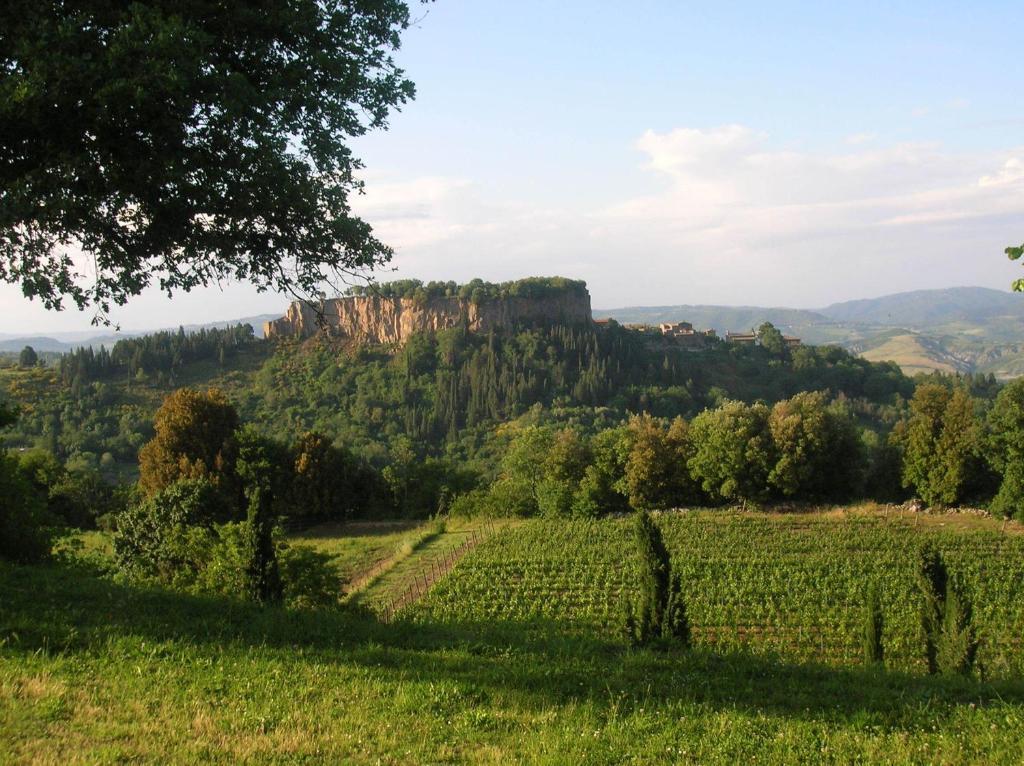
[1,1,421,320]
[18,345,37,368]
[138,387,240,496]
[1009,244,1024,291]
[899,384,981,507]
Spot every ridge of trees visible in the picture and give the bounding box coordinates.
[343,276,589,303]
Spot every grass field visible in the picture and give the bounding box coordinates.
[288,519,425,590]
[3,510,1024,764]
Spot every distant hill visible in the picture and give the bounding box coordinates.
[592,304,829,333]
[596,286,1024,378]
[0,336,78,353]
[0,314,279,353]
[819,287,1024,327]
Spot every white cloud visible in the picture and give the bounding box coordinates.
[601,125,1023,240]
[351,175,476,249]
[845,132,877,146]
[340,126,1024,309]
[5,125,1023,332]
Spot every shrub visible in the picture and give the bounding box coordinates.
[0,451,55,562]
[449,489,496,518]
[113,478,231,581]
[278,544,341,609]
[188,522,250,599]
[536,477,574,517]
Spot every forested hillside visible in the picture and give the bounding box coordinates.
[4,276,1017,528]
[2,318,916,476]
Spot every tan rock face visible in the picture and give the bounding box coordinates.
[263,291,593,344]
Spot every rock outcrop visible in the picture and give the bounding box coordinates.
[264,289,593,344]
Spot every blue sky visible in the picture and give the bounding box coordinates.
[3,0,1023,333]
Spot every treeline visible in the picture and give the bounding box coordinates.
[248,322,916,466]
[344,276,589,303]
[3,316,920,478]
[0,316,1002,504]
[131,388,446,523]
[0,386,459,607]
[58,324,257,386]
[454,379,1024,520]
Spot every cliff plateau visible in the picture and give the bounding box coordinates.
[264,290,593,345]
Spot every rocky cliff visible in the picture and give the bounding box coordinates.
[264,289,593,344]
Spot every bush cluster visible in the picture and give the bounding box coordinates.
[457,377,1024,517]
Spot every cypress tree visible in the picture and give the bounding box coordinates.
[916,544,946,675]
[245,482,282,604]
[936,577,979,676]
[915,544,978,675]
[661,572,691,647]
[862,586,884,666]
[625,510,690,648]
[633,510,669,643]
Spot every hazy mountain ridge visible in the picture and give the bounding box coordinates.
[0,314,279,353]
[597,286,1024,378]
[820,287,1024,326]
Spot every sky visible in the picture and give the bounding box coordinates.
[3,0,1023,334]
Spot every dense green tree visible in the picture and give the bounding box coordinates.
[17,449,114,528]
[767,392,863,500]
[985,378,1024,520]
[0,451,54,562]
[688,400,776,505]
[0,403,54,562]
[622,415,697,511]
[138,388,240,496]
[757,322,786,355]
[498,426,555,515]
[1,1,421,318]
[863,427,907,502]
[571,427,631,517]
[18,346,37,367]
[536,428,592,517]
[291,431,355,520]
[0,399,16,429]
[900,385,981,507]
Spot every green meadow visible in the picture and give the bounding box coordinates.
[3,510,1024,764]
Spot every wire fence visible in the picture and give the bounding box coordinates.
[379,521,497,623]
